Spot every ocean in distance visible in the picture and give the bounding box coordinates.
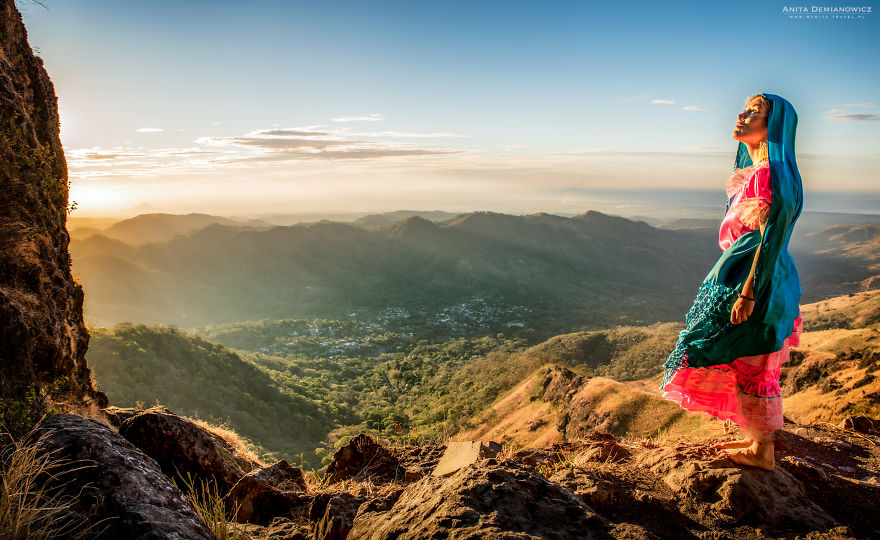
[532,188,880,222]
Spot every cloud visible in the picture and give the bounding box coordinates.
[824,103,879,121]
[223,148,459,162]
[253,129,331,137]
[65,146,226,180]
[563,145,729,157]
[198,137,355,149]
[826,112,880,122]
[70,148,215,161]
[825,106,880,121]
[651,99,675,105]
[79,152,123,160]
[195,126,463,163]
[135,127,163,133]
[337,130,470,138]
[65,118,474,181]
[682,105,708,111]
[331,113,384,122]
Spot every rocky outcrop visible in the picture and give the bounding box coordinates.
[228,459,310,525]
[322,433,408,485]
[30,414,214,539]
[315,420,878,539]
[840,414,880,434]
[18,405,880,539]
[541,366,625,437]
[431,440,501,476]
[103,405,312,525]
[0,0,106,410]
[111,406,263,492]
[349,456,610,539]
[635,439,838,530]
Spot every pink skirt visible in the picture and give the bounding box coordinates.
[661,309,803,442]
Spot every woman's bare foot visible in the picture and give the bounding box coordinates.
[710,438,753,450]
[724,441,775,470]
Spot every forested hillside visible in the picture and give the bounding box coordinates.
[86,324,347,466]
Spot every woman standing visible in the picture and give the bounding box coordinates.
[659,93,804,471]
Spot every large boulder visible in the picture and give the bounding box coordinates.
[107,406,311,524]
[113,406,261,493]
[30,414,214,539]
[348,456,610,539]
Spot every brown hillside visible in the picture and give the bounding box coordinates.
[800,289,880,331]
[457,291,880,451]
[457,364,709,449]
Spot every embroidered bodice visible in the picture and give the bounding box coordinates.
[719,160,771,251]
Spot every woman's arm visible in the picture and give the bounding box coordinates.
[731,222,765,324]
[741,221,765,299]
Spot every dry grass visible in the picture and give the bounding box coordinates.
[85,396,268,470]
[187,416,267,468]
[174,470,248,540]
[453,362,717,453]
[0,424,106,539]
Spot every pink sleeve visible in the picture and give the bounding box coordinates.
[737,166,771,229]
[744,167,772,204]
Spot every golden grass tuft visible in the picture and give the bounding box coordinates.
[0,424,103,539]
[174,470,247,540]
[187,416,267,468]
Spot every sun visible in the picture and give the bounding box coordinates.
[68,182,130,213]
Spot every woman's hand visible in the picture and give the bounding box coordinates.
[730,296,755,324]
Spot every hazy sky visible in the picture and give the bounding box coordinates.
[18,0,880,217]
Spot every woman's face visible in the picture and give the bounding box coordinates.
[733,97,768,147]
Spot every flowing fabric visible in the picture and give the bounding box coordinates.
[661,154,803,441]
[660,313,801,442]
[660,94,804,389]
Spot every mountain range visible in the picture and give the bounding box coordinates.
[69,210,880,335]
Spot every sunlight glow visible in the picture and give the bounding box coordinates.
[69,182,132,212]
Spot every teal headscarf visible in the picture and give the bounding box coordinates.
[660,93,804,390]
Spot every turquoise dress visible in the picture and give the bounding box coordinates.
[660,94,804,391]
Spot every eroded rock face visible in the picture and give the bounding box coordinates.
[30,414,214,540]
[348,456,610,539]
[0,0,106,408]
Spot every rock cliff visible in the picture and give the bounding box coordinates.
[0,0,106,414]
